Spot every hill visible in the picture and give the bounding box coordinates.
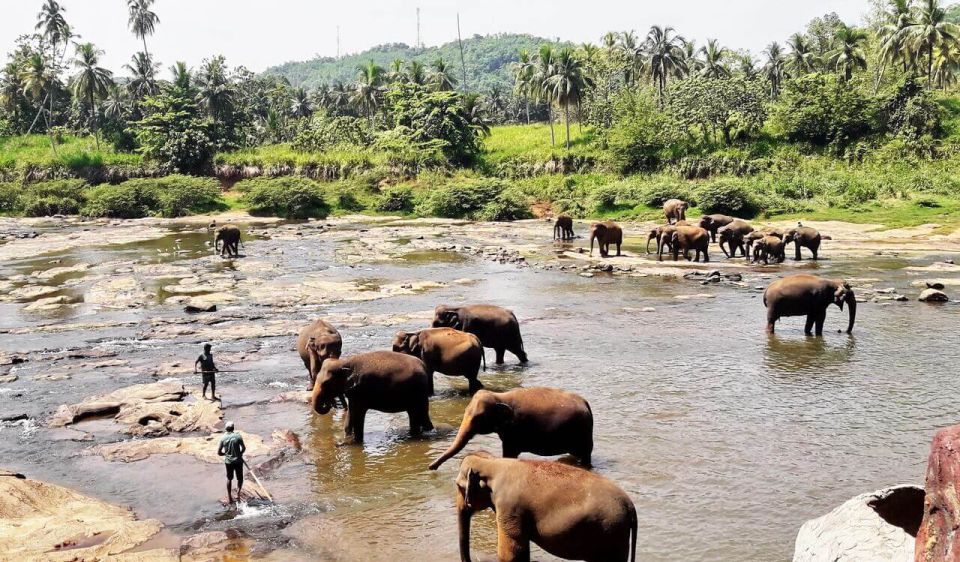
[263,33,571,93]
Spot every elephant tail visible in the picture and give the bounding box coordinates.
[628,504,638,562]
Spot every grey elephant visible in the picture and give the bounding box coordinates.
[296,319,343,390]
[663,199,688,224]
[717,220,754,258]
[698,214,736,242]
[214,225,243,258]
[783,226,825,260]
[763,274,856,335]
[553,215,575,240]
[589,221,623,258]
[432,304,528,365]
[392,327,485,393]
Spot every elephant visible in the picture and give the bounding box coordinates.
[433,304,528,365]
[214,225,243,258]
[296,320,343,390]
[663,199,688,224]
[589,221,623,258]
[698,214,736,242]
[752,235,786,265]
[455,452,638,562]
[744,229,783,258]
[553,215,575,241]
[783,226,823,261]
[662,225,710,262]
[717,220,754,258]
[429,387,593,470]
[392,328,486,393]
[645,221,691,254]
[311,351,434,443]
[763,274,856,335]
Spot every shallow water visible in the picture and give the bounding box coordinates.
[1,217,958,561]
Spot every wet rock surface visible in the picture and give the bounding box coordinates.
[916,424,960,561]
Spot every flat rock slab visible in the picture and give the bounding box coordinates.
[0,469,174,561]
[91,430,269,463]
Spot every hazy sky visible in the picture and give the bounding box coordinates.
[1,0,870,76]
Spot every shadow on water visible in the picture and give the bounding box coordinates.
[763,333,856,373]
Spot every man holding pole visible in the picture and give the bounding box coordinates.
[217,421,246,503]
[195,343,219,401]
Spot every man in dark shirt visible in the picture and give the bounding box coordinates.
[194,343,218,401]
[217,421,246,503]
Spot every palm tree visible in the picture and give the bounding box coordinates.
[102,83,128,121]
[31,0,72,136]
[289,87,313,119]
[124,52,160,101]
[645,25,687,99]
[546,48,594,149]
[535,44,557,146]
[908,0,959,87]
[699,39,730,78]
[405,60,427,86]
[512,49,536,124]
[602,32,618,51]
[763,42,787,98]
[877,0,916,85]
[618,31,645,86]
[389,58,405,83]
[933,40,960,88]
[737,54,760,80]
[786,33,817,75]
[429,58,457,91]
[196,56,235,121]
[71,43,114,149]
[127,0,160,59]
[352,60,385,130]
[680,39,702,78]
[462,93,491,136]
[169,61,192,91]
[20,54,53,105]
[828,25,869,81]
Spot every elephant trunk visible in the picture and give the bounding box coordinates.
[214,235,220,253]
[429,417,474,470]
[457,493,473,562]
[645,232,656,254]
[846,293,857,334]
[589,231,596,256]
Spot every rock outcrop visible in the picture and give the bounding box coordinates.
[794,485,923,562]
[919,289,949,302]
[916,425,960,561]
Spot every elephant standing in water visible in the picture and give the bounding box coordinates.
[744,229,783,259]
[429,387,593,470]
[783,226,825,260]
[392,328,486,393]
[214,225,243,258]
[311,351,433,443]
[717,220,754,258]
[698,214,736,242]
[763,274,856,335]
[589,221,623,258]
[296,320,343,389]
[661,225,709,262]
[553,215,575,240]
[663,199,688,224]
[455,453,638,562]
[752,235,786,264]
[433,304,528,364]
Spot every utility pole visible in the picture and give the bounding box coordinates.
[457,13,468,92]
[416,7,422,50]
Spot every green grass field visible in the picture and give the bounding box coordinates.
[482,123,600,165]
[0,134,142,170]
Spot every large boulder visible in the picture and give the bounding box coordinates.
[794,485,924,562]
[916,425,960,561]
[919,289,949,303]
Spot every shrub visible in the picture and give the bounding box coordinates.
[414,178,507,219]
[0,183,18,213]
[292,116,371,152]
[695,180,762,217]
[328,184,365,212]
[476,192,532,222]
[237,177,330,219]
[639,182,694,207]
[769,74,878,148]
[605,90,678,174]
[376,186,415,213]
[588,182,640,211]
[19,180,88,217]
[140,176,223,217]
[83,183,152,218]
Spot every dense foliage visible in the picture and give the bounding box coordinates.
[236,177,330,219]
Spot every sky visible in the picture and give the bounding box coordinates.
[0,0,871,76]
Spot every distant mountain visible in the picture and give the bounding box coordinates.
[263,33,572,93]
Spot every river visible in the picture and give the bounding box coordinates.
[0,215,957,561]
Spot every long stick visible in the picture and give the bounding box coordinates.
[243,460,273,502]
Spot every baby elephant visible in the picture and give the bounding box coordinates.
[663,198,688,224]
[429,387,593,470]
[392,328,486,393]
[456,452,638,562]
[214,224,243,258]
[752,235,786,265]
[311,351,434,443]
[589,221,623,258]
[553,215,575,240]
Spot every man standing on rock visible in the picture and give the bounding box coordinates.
[195,343,219,401]
[217,421,246,503]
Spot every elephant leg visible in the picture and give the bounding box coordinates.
[711,231,717,243]
[703,247,709,262]
[467,376,483,394]
[811,246,819,260]
[501,440,522,458]
[766,313,777,333]
[337,394,348,409]
[814,309,827,336]
[804,314,815,336]
[345,407,366,443]
[616,241,622,256]
[509,343,528,364]
[496,524,531,562]
[574,436,593,466]
[794,242,802,261]
[495,348,506,365]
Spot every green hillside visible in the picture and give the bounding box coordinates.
[263,33,571,92]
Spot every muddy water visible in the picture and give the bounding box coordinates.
[1,216,959,561]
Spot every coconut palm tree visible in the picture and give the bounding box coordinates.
[169,61,192,92]
[429,58,458,91]
[828,25,869,81]
[933,40,960,88]
[618,31,645,86]
[389,58,405,83]
[289,87,313,119]
[20,54,53,105]
[546,48,594,149]
[699,39,730,78]
[535,44,557,146]
[786,33,817,75]
[196,56,235,122]
[602,32,619,51]
[763,42,787,98]
[127,0,160,60]
[71,43,114,149]
[737,53,760,80]
[908,0,959,87]
[102,83,128,122]
[877,0,916,83]
[124,52,160,101]
[462,93,491,136]
[680,39,702,78]
[352,60,385,130]
[405,60,427,86]
[512,49,536,124]
[645,25,687,99]
[31,0,72,136]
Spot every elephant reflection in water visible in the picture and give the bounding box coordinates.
[763,334,856,373]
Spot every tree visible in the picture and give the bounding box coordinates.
[534,44,557,145]
[386,83,483,165]
[170,61,192,91]
[289,87,313,119]
[31,0,72,139]
[124,52,160,102]
[829,25,869,81]
[462,92,492,136]
[429,58,458,91]
[546,48,593,149]
[877,0,916,86]
[512,49,535,123]
[128,0,160,59]
[352,60,385,130]
[786,33,817,75]
[763,42,787,98]
[136,86,213,172]
[699,39,730,78]
[196,56,235,121]
[908,0,960,87]
[405,60,427,86]
[668,77,766,144]
[617,31,646,86]
[769,73,878,148]
[645,25,687,99]
[70,43,114,148]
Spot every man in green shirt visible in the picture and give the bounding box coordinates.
[194,343,218,401]
[217,421,246,503]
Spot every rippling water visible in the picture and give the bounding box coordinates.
[0,219,957,561]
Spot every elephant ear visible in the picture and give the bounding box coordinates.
[489,402,515,430]
[407,333,423,356]
[445,310,462,329]
[464,468,488,509]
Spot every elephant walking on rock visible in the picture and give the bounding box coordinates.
[589,221,623,258]
[429,387,593,470]
[311,351,433,443]
[763,274,856,335]
[433,304,528,365]
[455,453,638,562]
[214,225,243,258]
[393,328,486,393]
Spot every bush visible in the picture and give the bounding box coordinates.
[605,90,679,174]
[19,180,88,217]
[0,183,18,213]
[292,116,371,152]
[376,186,415,213]
[83,183,152,218]
[639,182,693,207]
[237,177,330,219]
[414,178,508,219]
[695,180,762,217]
[588,182,640,211]
[476,192,532,222]
[770,74,878,148]
[142,176,222,217]
[328,184,365,212]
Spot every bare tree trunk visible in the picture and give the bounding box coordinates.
[547,104,555,146]
[564,104,571,150]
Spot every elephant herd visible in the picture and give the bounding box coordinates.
[295,305,633,561]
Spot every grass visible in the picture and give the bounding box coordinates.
[0,134,142,170]
[482,123,601,165]
[775,196,960,230]
[214,143,383,169]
